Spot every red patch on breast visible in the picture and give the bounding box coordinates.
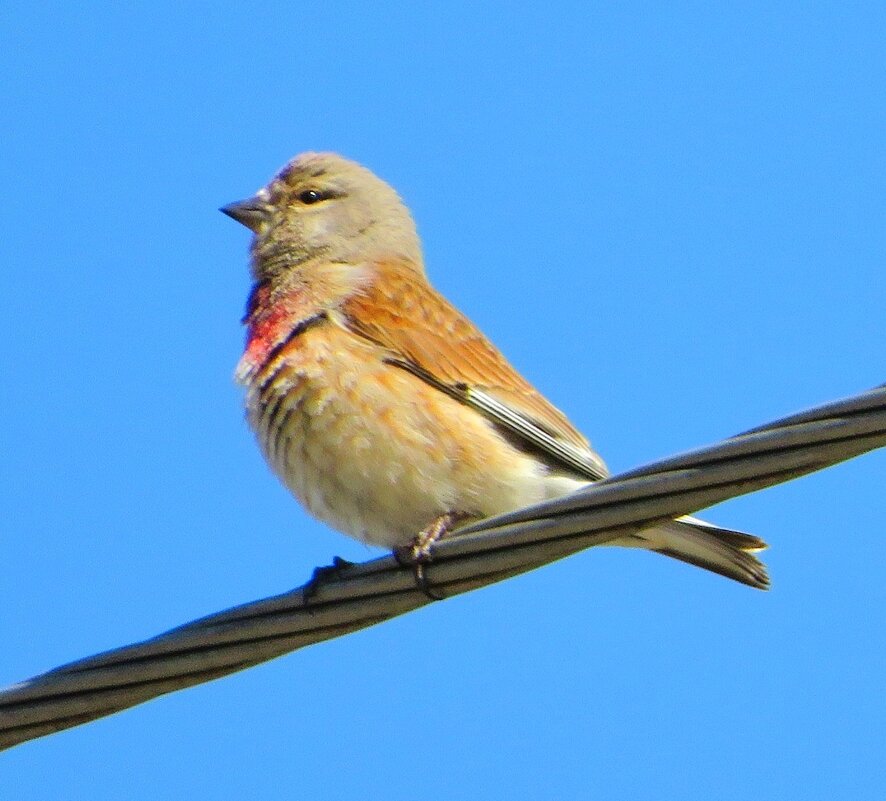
[237,283,310,381]
[244,304,290,365]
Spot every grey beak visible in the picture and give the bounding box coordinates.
[219,198,269,233]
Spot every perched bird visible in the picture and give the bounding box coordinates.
[222,152,769,590]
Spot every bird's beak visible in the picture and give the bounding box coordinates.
[220,197,271,233]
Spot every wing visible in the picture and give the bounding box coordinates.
[339,259,609,481]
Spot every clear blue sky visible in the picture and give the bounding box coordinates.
[2,3,884,798]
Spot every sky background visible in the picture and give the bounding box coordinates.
[2,2,884,798]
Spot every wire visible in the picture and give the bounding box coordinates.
[1,384,884,752]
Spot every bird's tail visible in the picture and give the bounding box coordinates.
[611,516,770,589]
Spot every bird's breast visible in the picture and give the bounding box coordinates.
[236,285,319,383]
[243,322,561,548]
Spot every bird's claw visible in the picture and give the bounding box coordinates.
[394,511,469,602]
[303,555,355,603]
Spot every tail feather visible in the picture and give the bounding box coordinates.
[612,516,770,590]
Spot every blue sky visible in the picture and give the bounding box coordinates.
[2,2,884,798]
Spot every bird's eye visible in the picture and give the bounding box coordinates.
[298,189,324,204]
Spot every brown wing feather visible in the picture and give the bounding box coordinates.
[340,259,595,458]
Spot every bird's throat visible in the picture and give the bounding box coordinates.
[236,260,374,384]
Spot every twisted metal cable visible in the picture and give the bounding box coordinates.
[1,384,884,751]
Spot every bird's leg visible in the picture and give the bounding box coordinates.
[303,555,356,602]
[395,511,470,601]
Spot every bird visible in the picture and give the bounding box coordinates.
[221,152,769,592]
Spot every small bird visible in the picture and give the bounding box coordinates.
[222,152,769,590]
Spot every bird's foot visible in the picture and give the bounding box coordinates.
[303,555,355,603]
[394,512,469,601]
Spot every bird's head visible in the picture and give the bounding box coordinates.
[221,152,423,284]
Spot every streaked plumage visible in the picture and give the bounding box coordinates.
[223,152,769,589]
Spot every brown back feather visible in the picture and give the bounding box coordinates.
[341,259,596,459]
